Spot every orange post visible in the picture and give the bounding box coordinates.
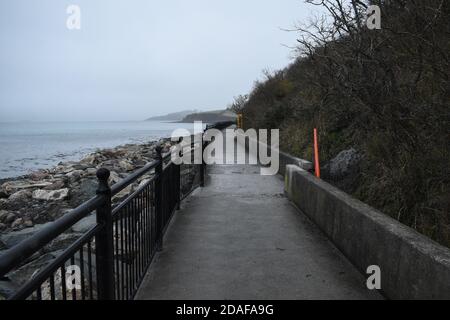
[313,128,321,178]
[237,113,244,129]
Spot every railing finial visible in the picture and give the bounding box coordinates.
[96,168,111,194]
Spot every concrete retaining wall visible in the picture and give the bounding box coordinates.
[285,164,450,300]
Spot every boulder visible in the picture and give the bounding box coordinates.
[72,164,89,171]
[8,190,31,202]
[54,164,75,175]
[0,210,8,222]
[32,188,69,201]
[43,179,67,191]
[23,220,34,228]
[0,222,53,248]
[85,168,97,176]
[70,179,97,204]
[113,185,133,202]
[1,252,60,297]
[29,171,49,181]
[138,178,151,189]
[71,214,96,234]
[5,213,16,224]
[324,148,361,179]
[1,181,52,194]
[45,233,82,252]
[66,170,83,183]
[322,148,362,193]
[119,160,134,172]
[0,199,7,209]
[109,171,121,185]
[81,153,102,165]
[11,218,23,229]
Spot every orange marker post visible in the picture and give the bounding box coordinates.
[313,128,321,178]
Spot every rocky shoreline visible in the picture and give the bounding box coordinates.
[0,137,174,298]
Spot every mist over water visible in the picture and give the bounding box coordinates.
[0,121,195,179]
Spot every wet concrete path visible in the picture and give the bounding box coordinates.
[136,142,382,300]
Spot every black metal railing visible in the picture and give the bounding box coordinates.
[0,121,235,300]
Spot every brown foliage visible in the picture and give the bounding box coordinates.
[241,0,450,246]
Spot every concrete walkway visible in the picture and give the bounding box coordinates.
[136,143,382,300]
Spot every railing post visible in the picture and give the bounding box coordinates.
[176,137,182,210]
[95,168,115,300]
[200,133,205,187]
[155,146,164,251]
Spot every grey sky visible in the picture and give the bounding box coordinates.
[0,0,316,121]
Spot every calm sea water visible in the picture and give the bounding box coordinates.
[0,121,196,179]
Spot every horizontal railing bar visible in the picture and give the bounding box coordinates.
[111,178,156,218]
[8,224,102,300]
[0,195,105,277]
[110,159,159,196]
[0,122,234,300]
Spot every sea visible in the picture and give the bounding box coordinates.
[0,121,198,179]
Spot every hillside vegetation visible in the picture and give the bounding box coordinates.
[235,0,450,246]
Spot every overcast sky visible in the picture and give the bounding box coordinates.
[0,0,317,122]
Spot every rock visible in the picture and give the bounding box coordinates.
[322,148,362,193]
[0,199,7,210]
[0,277,17,299]
[0,223,6,231]
[66,170,83,183]
[70,179,97,204]
[0,191,8,199]
[101,160,122,172]
[23,220,34,228]
[4,252,60,292]
[138,179,151,189]
[71,214,96,234]
[113,185,133,201]
[85,168,97,176]
[0,210,8,222]
[8,190,31,202]
[43,179,67,191]
[1,181,52,194]
[134,159,147,168]
[32,188,69,201]
[72,164,89,171]
[54,164,75,175]
[11,218,23,229]
[326,148,361,178]
[29,171,49,181]
[45,233,82,252]
[0,222,53,248]
[5,213,16,224]
[118,160,134,172]
[109,171,121,185]
[81,154,100,165]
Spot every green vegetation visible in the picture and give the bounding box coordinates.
[235,0,450,246]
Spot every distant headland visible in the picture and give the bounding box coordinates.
[146,109,236,123]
